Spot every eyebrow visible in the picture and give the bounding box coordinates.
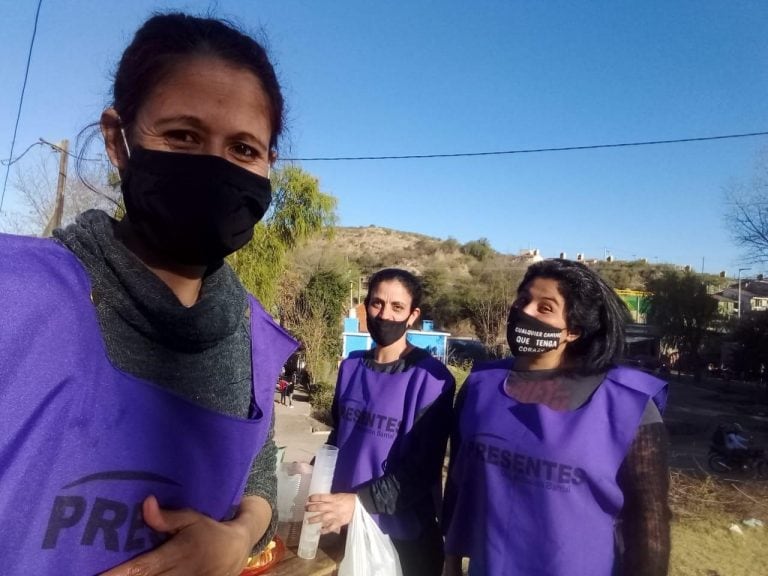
[371,297,407,306]
[153,115,206,129]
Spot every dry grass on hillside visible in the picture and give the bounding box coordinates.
[335,226,432,254]
[322,226,476,277]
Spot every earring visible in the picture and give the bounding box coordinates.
[119,127,131,159]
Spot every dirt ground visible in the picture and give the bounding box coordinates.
[664,374,768,575]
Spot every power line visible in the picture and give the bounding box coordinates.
[39,138,102,162]
[0,138,104,166]
[0,0,44,214]
[0,141,43,167]
[38,139,120,208]
[6,128,768,172]
[281,130,768,162]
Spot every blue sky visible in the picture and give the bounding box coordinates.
[2,1,767,276]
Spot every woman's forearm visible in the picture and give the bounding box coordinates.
[236,495,274,549]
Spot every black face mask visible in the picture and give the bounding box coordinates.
[367,315,410,347]
[121,148,272,266]
[506,307,565,357]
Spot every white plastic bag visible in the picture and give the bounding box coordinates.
[338,496,403,576]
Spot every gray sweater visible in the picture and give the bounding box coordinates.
[54,209,277,551]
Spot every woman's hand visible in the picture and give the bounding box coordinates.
[100,494,271,576]
[305,492,356,534]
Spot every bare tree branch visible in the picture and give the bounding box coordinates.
[3,147,119,235]
[724,150,768,264]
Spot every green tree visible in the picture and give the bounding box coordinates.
[460,237,494,261]
[303,270,347,357]
[420,267,465,331]
[647,271,720,378]
[284,269,347,390]
[460,261,523,356]
[228,165,337,311]
[730,310,768,380]
[439,237,461,253]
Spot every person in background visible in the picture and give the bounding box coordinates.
[725,425,749,452]
[286,378,296,407]
[443,259,670,576]
[723,423,752,462]
[0,13,297,575]
[306,268,455,576]
[279,377,289,405]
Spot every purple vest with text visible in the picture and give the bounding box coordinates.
[0,234,297,575]
[444,359,667,576]
[331,353,454,539]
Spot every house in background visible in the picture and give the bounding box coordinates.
[745,279,768,312]
[713,278,768,317]
[712,292,738,317]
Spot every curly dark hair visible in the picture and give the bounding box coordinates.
[516,259,630,373]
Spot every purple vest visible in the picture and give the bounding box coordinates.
[0,234,297,575]
[331,353,454,539]
[444,359,667,576]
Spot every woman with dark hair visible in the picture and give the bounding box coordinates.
[306,268,455,576]
[443,259,670,576]
[0,12,297,575]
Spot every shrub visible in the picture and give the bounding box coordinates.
[448,361,473,394]
[460,238,493,261]
[309,380,336,426]
[440,237,461,253]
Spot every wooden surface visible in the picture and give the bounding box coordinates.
[264,524,344,576]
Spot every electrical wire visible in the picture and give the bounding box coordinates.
[0,141,43,167]
[1,138,110,166]
[38,138,102,162]
[280,130,768,162]
[6,129,768,168]
[5,128,768,184]
[0,0,44,214]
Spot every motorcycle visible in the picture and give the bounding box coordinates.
[707,444,768,479]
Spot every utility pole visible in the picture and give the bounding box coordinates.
[357,275,363,305]
[737,267,751,319]
[42,139,68,237]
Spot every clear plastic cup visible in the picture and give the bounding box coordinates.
[276,464,301,521]
[297,445,339,560]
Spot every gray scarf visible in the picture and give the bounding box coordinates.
[54,209,247,352]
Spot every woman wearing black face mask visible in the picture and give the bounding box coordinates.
[0,13,298,576]
[443,259,670,576]
[306,268,455,576]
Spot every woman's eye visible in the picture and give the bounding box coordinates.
[165,130,196,145]
[232,143,259,159]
